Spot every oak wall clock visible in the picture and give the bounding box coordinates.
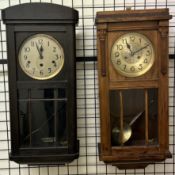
[96,8,172,169]
[2,3,79,164]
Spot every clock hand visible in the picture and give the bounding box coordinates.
[40,45,44,53]
[40,45,44,58]
[35,42,43,59]
[125,40,133,56]
[36,42,40,53]
[132,44,149,56]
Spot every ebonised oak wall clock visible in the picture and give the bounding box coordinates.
[2,3,79,164]
[96,8,172,169]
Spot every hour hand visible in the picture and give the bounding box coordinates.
[125,40,133,55]
[35,42,43,59]
[40,45,44,53]
[35,42,40,53]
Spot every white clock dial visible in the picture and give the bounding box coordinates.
[18,34,64,80]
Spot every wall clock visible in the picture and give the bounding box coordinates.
[2,3,79,164]
[96,8,172,169]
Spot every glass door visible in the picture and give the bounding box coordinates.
[110,88,158,146]
[18,88,68,148]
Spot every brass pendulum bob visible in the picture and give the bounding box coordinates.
[112,111,143,145]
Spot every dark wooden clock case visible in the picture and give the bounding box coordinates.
[96,9,172,169]
[2,3,79,164]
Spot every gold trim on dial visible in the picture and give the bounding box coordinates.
[111,32,155,77]
[18,34,64,80]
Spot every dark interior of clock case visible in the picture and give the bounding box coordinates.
[18,88,68,148]
[110,88,158,146]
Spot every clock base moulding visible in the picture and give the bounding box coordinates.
[9,141,79,165]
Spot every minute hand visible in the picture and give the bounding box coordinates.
[132,44,149,56]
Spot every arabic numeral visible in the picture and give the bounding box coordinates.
[115,52,119,57]
[24,55,27,60]
[40,70,44,75]
[144,58,148,63]
[116,59,121,65]
[32,68,35,74]
[53,47,56,52]
[55,54,61,60]
[123,64,126,70]
[25,61,31,68]
[48,68,52,73]
[122,38,127,44]
[139,38,142,44]
[130,36,135,41]
[52,60,57,67]
[24,47,30,52]
[116,45,123,50]
[146,50,151,56]
[138,64,143,70]
[31,41,35,47]
[26,63,29,68]
[130,66,135,72]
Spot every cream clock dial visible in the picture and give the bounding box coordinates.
[18,34,64,80]
[111,32,155,77]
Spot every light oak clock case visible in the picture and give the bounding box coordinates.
[96,8,172,169]
[2,3,79,165]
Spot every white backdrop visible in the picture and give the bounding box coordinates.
[0,0,174,174]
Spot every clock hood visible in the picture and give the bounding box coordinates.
[2,3,79,24]
[95,8,172,24]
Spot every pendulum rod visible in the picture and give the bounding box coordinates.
[119,90,124,145]
[145,89,149,144]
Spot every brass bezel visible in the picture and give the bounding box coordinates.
[111,32,155,77]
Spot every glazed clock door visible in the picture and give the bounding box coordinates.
[17,33,68,149]
[18,88,67,148]
[109,32,158,146]
[110,88,158,146]
[16,31,70,149]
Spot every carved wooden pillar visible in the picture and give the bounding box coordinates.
[97,27,107,76]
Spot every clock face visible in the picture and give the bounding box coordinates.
[111,32,155,77]
[18,34,64,80]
